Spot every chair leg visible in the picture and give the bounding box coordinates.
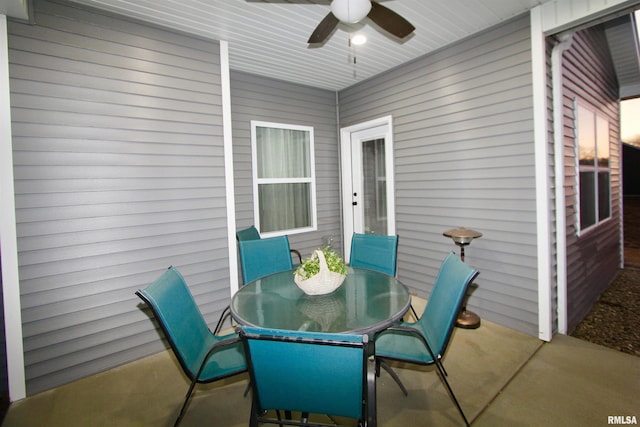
[378,360,408,396]
[249,402,259,427]
[174,378,198,427]
[367,356,377,427]
[410,304,419,320]
[433,360,469,427]
[441,362,449,377]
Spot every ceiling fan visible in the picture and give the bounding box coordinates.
[308,0,415,44]
[252,0,415,44]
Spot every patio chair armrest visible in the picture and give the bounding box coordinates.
[290,248,302,264]
[204,335,242,357]
[213,305,231,335]
[377,325,439,363]
[194,335,243,379]
[379,324,424,337]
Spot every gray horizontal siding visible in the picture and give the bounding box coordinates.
[561,25,621,332]
[230,71,341,258]
[339,14,540,336]
[9,0,229,394]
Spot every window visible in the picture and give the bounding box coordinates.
[251,121,317,236]
[575,101,611,233]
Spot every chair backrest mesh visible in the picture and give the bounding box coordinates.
[349,233,398,276]
[238,236,294,283]
[236,225,261,241]
[136,267,213,377]
[419,253,479,357]
[241,327,366,420]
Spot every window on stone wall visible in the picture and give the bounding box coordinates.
[575,101,611,233]
[251,121,317,236]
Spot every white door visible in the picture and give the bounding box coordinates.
[341,116,396,262]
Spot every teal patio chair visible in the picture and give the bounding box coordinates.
[236,224,262,241]
[374,252,479,427]
[349,233,418,319]
[236,225,302,264]
[239,326,376,427]
[216,233,298,335]
[349,233,398,276]
[238,235,295,284]
[136,267,247,427]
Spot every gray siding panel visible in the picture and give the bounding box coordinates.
[562,26,621,332]
[9,0,229,394]
[230,71,341,258]
[339,15,539,336]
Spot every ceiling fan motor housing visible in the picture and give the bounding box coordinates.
[330,0,372,24]
[307,0,414,44]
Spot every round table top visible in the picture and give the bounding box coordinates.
[230,267,411,334]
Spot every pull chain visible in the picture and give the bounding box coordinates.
[348,36,357,79]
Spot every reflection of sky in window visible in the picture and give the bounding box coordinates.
[597,115,609,166]
[578,105,595,163]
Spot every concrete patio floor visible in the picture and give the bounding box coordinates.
[2,307,637,427]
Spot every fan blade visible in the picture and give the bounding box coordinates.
[307,12,340,43]
[246,1,330,3]
[367,2,415,39]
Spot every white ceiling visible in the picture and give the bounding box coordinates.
[50,0,556,91]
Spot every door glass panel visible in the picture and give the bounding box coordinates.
[361,138,387,235]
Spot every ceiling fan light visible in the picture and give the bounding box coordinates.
[331,0,372,24]
[350,34,367,45]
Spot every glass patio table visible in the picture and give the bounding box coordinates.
[230,267,411,334]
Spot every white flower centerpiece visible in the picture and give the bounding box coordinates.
[294,246,348,296]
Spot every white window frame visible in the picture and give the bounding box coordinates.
[250,121,317,237]
[574,100,611,235]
